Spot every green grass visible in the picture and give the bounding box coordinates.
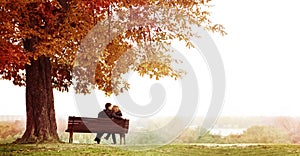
[1,143,300,156]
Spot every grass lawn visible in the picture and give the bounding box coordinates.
[1,143,300,156]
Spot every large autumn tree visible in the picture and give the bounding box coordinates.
[0,0,225,143]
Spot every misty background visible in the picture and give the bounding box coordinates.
[1,0,300,144]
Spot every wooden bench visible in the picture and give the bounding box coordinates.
[65,116,129,143]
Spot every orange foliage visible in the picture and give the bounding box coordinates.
[0,0,225,95]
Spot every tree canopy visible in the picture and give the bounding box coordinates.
[0,0,226,95]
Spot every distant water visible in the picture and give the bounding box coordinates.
[210,128,246,137]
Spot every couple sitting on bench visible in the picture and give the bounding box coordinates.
[94,103,125,144]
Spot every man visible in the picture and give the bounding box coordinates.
[94,103,117,144]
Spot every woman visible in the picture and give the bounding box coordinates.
[111,105,123,119]
[105,105,126,144]
[112,105,126,144]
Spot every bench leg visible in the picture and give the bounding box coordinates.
[119,134,126,145]
[119,134,125,145]
[69,132,73,143]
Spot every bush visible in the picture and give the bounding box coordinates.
[240,126,290,143]
[0,120,24,143]
[196,126,290,144]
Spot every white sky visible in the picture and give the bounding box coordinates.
[1,0,300,118]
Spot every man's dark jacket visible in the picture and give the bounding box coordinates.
[98,109,112,118]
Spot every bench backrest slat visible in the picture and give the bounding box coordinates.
[65,116,129,133]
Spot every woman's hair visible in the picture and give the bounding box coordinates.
[112,105,119,113]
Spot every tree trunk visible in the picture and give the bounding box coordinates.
[13,0,71,143]
[15,55,59,143]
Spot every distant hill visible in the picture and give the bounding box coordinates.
[0,115,25,122]
[190,116,300,129]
